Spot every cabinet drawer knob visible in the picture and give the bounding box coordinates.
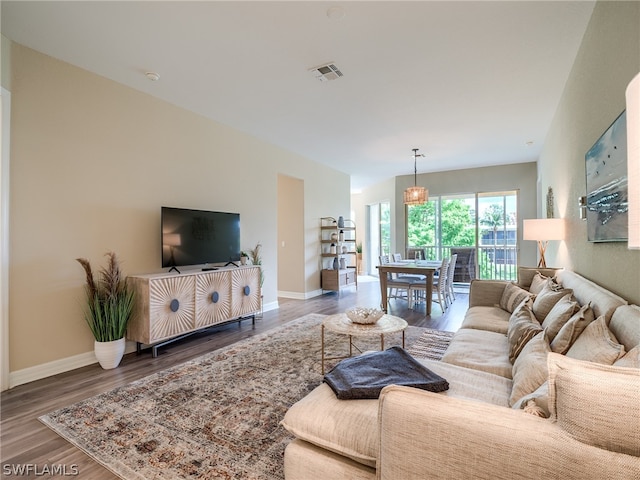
[211,291,219,303]
[243,286,251,296]
[169,299,180,312]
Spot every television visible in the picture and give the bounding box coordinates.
[161,207,241,269]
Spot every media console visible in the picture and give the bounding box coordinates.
[126,265,261,357]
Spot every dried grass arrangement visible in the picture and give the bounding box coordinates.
[76,252,135,342]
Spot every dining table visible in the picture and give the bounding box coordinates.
[376,260,441,315]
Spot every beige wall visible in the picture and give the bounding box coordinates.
[539,1,640,305]
[1,34,11,90]
[353,163,539,270]
[8,43,349,377]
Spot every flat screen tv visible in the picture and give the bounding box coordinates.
[161,207,241,269]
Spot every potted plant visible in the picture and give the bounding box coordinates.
[240,251,250,265]
[356,242,363,274]
[76,252,135,369]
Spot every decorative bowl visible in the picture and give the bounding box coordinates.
[346,307,384,325]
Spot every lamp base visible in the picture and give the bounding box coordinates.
[537,240,548,268]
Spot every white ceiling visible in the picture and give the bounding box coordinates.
[1,1,596,191]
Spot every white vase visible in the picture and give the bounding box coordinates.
[94,338,126,369]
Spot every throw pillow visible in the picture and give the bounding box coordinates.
[548,353,640,456]
[509,331,550,407]
[614,346,640,368]
[499,282,534,313]
[540,293,579,342]
[507,299,543,363]
[550,303,595,354]
[565,316,625,365]
[511,381,549,418]
[532,280,572,323]
[528,272,548,295]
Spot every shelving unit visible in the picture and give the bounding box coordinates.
[320,216,358,292]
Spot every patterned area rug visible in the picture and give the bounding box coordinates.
[39,314,452,480]
[406,328,455,360]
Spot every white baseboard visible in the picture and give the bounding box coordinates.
[278,289,323,300]
[8,342,138,389]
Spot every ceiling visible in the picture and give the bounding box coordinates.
[1,1,596,191]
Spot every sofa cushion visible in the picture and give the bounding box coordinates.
[509,331,550,406]
[532,280,572,323]
[441,329,512,378]
[549,303,595,354]
[507,299,543,363]
[548,353,640,457]
[609,304,640,352]
[516,266,561,290]
[499,283,533,313]
[566,316,625,365]
[555,270,627,322]
[281,383,379,468]
[459,306,511,334]
[541,293,579,341]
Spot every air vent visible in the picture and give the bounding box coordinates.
[309,63,344,82]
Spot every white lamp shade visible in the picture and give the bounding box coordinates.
[626,72,640,249]
[523,218,566,241]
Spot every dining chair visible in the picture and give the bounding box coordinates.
[410,257,449,313]
[445,253,458,307]
[378,255,415,305]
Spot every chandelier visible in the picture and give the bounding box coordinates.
[403,148,428,205]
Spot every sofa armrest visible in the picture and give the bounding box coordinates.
[468,279,507,307]
[377,385,639,480]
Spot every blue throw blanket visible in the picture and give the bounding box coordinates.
[324,346,449,400]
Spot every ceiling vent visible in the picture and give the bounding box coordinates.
[309,63,343,82]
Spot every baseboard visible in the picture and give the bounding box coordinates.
[8,342,137,389]
[278,289,323,300]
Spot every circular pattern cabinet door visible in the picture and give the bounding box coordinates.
[195,271,231,327]
[231,267,261,317]
[148,275,196,342]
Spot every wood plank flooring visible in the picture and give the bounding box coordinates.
[0,277,468,479]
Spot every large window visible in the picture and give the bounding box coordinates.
[407,191,518,281]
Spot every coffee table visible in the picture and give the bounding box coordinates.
[321,313,408,374]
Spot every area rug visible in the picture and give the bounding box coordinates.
[39,314,452,480]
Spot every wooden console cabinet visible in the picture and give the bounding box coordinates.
[127,265,261,356]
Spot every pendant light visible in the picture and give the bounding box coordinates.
[403,148,428,205]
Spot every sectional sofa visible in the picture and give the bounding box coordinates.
[281,268,640,479]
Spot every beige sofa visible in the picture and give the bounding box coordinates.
[282,268,640,479]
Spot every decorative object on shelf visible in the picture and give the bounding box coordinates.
[626,72,639,249]
[340,257,346,269]
[546,187,555,218]
[240,251,249,265]
[330,243,337,254]
[346,307,384,325]
[404,148,428,205]
[339,230,344,242]
[76,252,135,369]
[338,216,345,228]
[333,257,339,270]
[523,218,566,268]
[585,109,628,242]
[331,231,338,241]
[341,245,348,254]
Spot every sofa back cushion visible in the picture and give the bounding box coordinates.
[499,283,533,313]
[549,303,595,354]
[609,304,640,352]
[516,267,561,290]
[548,353,640,457]
[532,280,572,323]
[509,331,550,406]
[507,299,543,363]
[555,270,627,322]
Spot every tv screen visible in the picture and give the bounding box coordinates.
[161,207,241,268]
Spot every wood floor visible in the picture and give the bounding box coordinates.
[0,277,468,479]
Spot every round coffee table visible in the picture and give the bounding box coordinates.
[321,313,408,374]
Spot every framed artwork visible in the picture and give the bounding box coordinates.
[584,110,628,242]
